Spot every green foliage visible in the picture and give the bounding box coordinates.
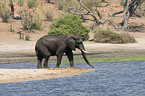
[42,7,53,21]
[83,0,93,12]
[17,0,24,7]
[48,14,90,41]
[19,9,42,30]
[56,0,94,12]
[0,1,11,23]
[26,0,39,8]
[9,25,15,32]
[94,29,136,44]
[32,12,43,30]
[87,56,145,63]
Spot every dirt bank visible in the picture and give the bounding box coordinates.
[1,40,145,64]
[0,68,94,83]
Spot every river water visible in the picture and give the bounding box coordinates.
[0,61,145,96]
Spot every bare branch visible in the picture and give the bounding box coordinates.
[102,19,117,29]
[68,0,117,28]
[110,10,124,17]
[95,8,102,19]
[68,7,89,16]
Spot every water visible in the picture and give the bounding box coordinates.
[0,61,145,96]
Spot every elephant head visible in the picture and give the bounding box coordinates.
[65,35,94,68]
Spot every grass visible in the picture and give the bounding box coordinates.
[31,56,145,64]
[87,56,145,63]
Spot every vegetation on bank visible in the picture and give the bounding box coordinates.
[43,56,145,64]
[94,29,136,44]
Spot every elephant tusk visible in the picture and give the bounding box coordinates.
[82,50,89,53]
[81,50,94,68]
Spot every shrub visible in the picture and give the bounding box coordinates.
[46,0,51,3]
[17,0,24,7]
[27,0,39,8]
[43,8,53,21]
[56,0,93,12]
[32,12,43,30]
[19,9,42,30]
[48,14,90,41]
[0,2,11,23]
[94,30,136,44]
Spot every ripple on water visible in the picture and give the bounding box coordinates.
[0,61,145,96]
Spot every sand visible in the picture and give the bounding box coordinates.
[0,68,94,83]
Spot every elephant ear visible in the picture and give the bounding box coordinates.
[65,36,76,50]
[56,41,66,55]
[56,36,76,55]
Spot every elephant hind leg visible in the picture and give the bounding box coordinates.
[37,46,51,68]
[43,57,50,68]
[37,56,43,69]
[40,47,51,68]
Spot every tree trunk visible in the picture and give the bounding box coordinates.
[47,0,50,3]
[122,0,129,30]
[9,0,14,18]
[121,0,143,30]
[122,8,130,30]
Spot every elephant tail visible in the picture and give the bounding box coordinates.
[35,46,38,55]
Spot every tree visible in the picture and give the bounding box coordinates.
[68,0,116,28]
[111,0,144,30]
[122,0,144,30]
[9,0,14,18]
[68,0,144,30]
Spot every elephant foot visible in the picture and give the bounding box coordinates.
[37,67,43,69]
[70,66,76,69]
[55,66,60,68]
[44,66,50,69]
[37,65,43,69]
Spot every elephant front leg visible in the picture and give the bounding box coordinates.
[65,50,74,68]
[55,53,63,68]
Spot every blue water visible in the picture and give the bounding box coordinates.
[0,61,145,96]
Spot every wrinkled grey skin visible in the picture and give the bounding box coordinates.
[35,35,94,69]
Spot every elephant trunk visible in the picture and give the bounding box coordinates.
[79,44,94,68]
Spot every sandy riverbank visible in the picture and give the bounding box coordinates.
[0,68,94,83]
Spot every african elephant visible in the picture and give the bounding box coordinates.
[35,35,94,68]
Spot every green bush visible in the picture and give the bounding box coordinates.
[42,7,53,21]
[48,14,90,41]
[17,0,24,7]
[27,0,39,8]
[19,9,42,30]
[56,0,93,13]
[0,1,11,23]
[94,30,136,44]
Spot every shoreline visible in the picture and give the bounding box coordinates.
[0,68,94,83]
[1,41,145,63]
